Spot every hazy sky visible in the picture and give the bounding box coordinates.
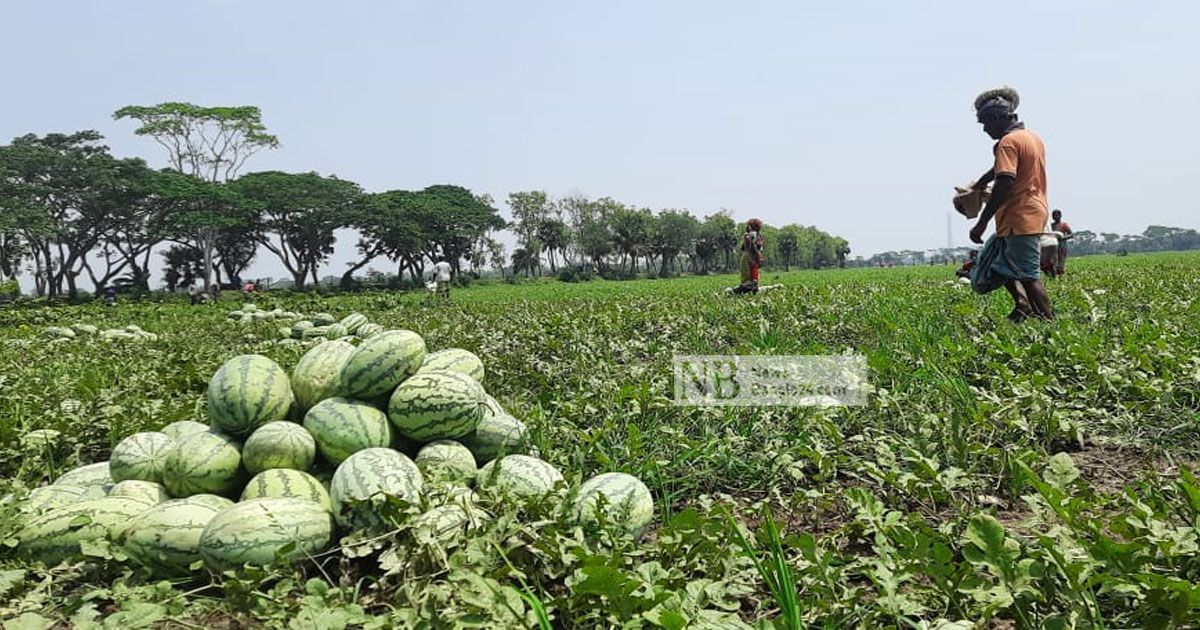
[3,1,1197,288]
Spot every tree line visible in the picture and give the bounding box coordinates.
[0,102,850,297]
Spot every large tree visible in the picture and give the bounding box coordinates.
[506,190,552,275]
[231,171,364,290]
[650,210,699,276]
[149,170,254,287]
[114,103,278,289]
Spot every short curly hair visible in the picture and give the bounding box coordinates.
[747,218,764,231]
[974,86,1020,113]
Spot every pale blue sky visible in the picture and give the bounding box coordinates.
[2,1,1197,286]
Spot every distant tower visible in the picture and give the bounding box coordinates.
[946,213,953,249]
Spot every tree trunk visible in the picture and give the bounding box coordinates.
[292,270,307,291]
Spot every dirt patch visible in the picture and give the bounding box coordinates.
[1071,444,1199,495]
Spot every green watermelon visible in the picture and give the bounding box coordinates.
[109,432,175,484]
[53,462,113,488]
[324,323,348,340]
[121,496,232,575]
[242,303,258,313]
[199,498,333,569]
[303,397,392,465]
[329,447,423,529]
[355,323,385,338]
[570,472,654,533]
[108,480,171,506]
[311,313,337,326]
[160,420,210,441]
[414,440,477,485]
[242,422,316,475]
[477,455,563,499]
[161,432,243,498]
[419,349,485,383]
[292,340,356,412]
[228,310,245,320]
[206,354,293,437]
[43,326,76,339]
[302,326,331,339]
[339,330,427,401]
[387,370,485,442]
[19,485,92,525]
[18,497,152,565]
[71,323,99,335]
[410,502,488,544]
[460,412,529,464]
[291,320,315,338]
[241,469,332,512]
[340,313,369,335]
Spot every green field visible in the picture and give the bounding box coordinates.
[2,252,1199,627]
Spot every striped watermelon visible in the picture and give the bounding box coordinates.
[329,447,423,529]
[206,355,293,437]
[18,497,152,565]
[161,431,243,498]
[122,497,233,575]
[355,323,385,338]
[477,455,563,499]
[483,394,505,417]
[324,323,348,340]
[414,440,477,485]
[108,480,171,507]
[303,397,392,464]
[291,320,315,338]
[570,472,654,533]
[199,498,333,569]
[241,469,332,512]
[242,422,316,475]
[340,313,369,335]
[302,326,331,339]
[21,485,91,519]
[339,330,427,401]
[160,420,210,442]
[419,349,485,383]
[387,370,485,442]
[53,462,113,488]
[292,341,355,411]
[109,432,175,484]
[311,313,337,326]
[459,412,529,464]
[410,502,488,544]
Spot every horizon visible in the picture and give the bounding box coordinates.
[3,1,1197,291]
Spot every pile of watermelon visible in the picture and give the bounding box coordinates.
[43,324,159,342]
[14,326,653,574]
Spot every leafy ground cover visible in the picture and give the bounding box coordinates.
[1,252,1198,628]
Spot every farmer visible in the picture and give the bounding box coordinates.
[187,281,202,305]
[965,87,1053,321]
[1051,209,1073,275]
[432,257,453,299]
[731,218,765,294]
[103,285,117,307]
[955,250,978,278]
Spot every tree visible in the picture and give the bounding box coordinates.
[114,103,278,290]
[702,212,738,272]
[610,206,653,272]
[410,185,506,275]
[650,210,699,275]
[776,228,798,271]
[160,244,204,292]
[341,191,423,288]
[231,171,363,291]
[148,170,253,287]
[506,191,552,275]
[537,218,569,272]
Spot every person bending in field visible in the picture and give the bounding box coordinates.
[1051,209,1073,276]
[965,86,1053,321]
[731,218,765,294]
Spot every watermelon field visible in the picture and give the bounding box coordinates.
[1,252,1199,628]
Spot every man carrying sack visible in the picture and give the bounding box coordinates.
[959,86,1053,322]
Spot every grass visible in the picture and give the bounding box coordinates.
[0,251,1198,626]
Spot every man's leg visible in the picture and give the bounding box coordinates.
[1022,279,1054,320]
[1004,280,1031,321]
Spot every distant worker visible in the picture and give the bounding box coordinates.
[1051,209,1073,276]
[187,281,202,305]
[965,86,1053,321]
[209,282,220,301]
[103,285,117,307]
[243,280,255,295]
[432,257,453,299]
[730,218,765,294]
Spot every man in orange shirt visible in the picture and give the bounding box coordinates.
[966,87,1053,321]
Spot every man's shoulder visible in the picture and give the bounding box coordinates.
[1002,128,1043,149]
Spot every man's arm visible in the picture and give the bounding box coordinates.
[973,169,995,191]
[969,174,1015,243]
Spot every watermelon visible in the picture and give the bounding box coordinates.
[54,462,113,488]
[311,313,337,326]
[160,420,210,441]
[339,330,427,401]
[109,432,175,484]
[387,370,485,442]
[199,498,333,569]
[570,472,654,533]
[121,496,232,575]
[414,440,477,485]
[18,497,152,565]
[329,447,423,529]
[241,469,332,512]
[242,303,258,313]
[302,326,331,339]
[303,397,392,465]
[419,349,485,383]
[340,313,369,335]
[477,455,563,499]
[43,327,76,339]
[292,320,315,338]
[324,323,348,340]
[206,354,293,437]
[292,340,356,412]
[460,412,529,464]
[410,502,488,544]
[161,431,243,498]
[228,310,244,320]
[108,480,171,506]
[71,323,99,335]
[242,422,316,474]
[355,323,385,338]
[22,429,62,449]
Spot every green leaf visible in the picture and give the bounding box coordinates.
[2,613,52,630]
[1043,452,1080,490]
[0,569,26,599]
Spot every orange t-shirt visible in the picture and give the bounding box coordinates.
[992,127,1048,236]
